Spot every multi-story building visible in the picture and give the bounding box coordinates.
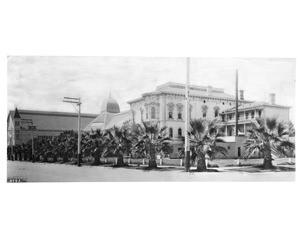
[217,93,290,158]
[127,82,253,155]
[128,82,251,127]
[85,82,291,158]
[219,93,290,137]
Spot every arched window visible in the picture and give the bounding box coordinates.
[169,128,173,138]
[214,109,218,117]
[202,105,208,118]
[140,108,144,121]
[178,112,182,119]
[178,128,182,137]
[151,107,155,119]
[214,106,220,118]
[167,102,174,119]
[189,104,193,118]
[176,103,183,120]
[131,110,135,123]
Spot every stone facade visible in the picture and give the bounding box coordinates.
[127,82,291,157]
[127,82,252,155]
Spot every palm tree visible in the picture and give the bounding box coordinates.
[288,121,295,137]
[82,129,106,165]
[134,122,170,169]
[243,117,295,169]
[104,126,134,167]
[189,119,227,172]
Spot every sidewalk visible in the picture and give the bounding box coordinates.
[7,161,295,182]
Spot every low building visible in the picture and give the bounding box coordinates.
[7,108,97,145]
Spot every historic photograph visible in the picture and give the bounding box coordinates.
[7,57,295,182]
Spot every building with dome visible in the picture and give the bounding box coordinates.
[83,95,131,131]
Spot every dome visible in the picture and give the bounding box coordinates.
[100,96,120,113]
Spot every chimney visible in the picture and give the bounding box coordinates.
[207,86,213,96]
[239,90,244,100]
[269,93,275,105]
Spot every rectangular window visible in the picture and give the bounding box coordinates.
[258,110,262,117]
[245,112,248,119]
[178,112,182,119]
[251,111,254,118]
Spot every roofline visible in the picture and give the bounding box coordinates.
[221,103,291,114]
[156,82,225,93]
[8,109,98,118]
[127,91,253,104]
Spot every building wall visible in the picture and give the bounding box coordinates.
[129,92,248,156]
[264,106,289,122]
[216,136,260,159]
[8,111,97,145]
[130,92,244,136]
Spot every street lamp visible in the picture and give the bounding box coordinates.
[63,96,82,167]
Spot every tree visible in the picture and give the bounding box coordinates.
[134,122,170,169]
[82,129,106,165]
[104,126,134,167]
[189,119,227,172]
[243,117,295,169]
[288,121,295,137]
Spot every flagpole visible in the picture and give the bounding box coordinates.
[184,57,190,172]
[235,69,239,137]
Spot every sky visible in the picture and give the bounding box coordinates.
[7,57,295,122]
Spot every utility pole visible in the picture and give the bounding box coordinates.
[235,69,239,137]
[63,97,82,167]
[22,118,36,162]
[184,57,190,172]
[28,125,37,162]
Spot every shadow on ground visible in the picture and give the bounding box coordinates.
[224,165,295,173]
